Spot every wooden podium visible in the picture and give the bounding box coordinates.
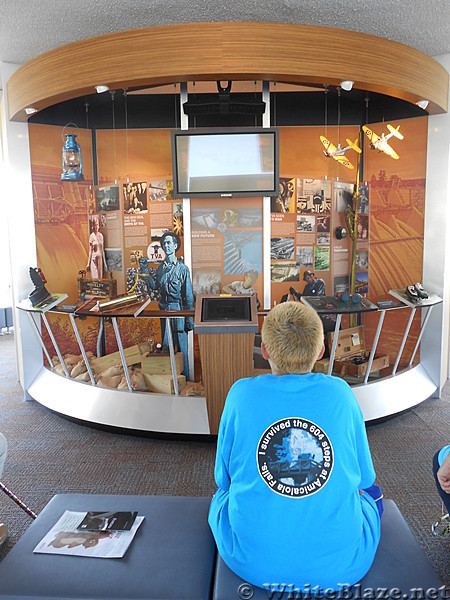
[194,295,259,435]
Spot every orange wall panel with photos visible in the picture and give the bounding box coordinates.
[28,119,428,371]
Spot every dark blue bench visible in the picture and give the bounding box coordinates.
[212,500,445,599]
[0,494,216,600]
[0,496,444,600]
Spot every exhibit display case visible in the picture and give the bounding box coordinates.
[17,286,442,435]
[3,22,448,437]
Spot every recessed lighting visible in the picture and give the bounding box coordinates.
[25,107,37,115]
[340,80,354,91]
[416,100,429,110]
[95,85,110,94]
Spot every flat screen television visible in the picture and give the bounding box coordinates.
[171,127,279,198]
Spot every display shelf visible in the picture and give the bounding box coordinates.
[389,288,443,309]
[74,301,184,394]
[18,293,68,314]
[349,364,437,422]
[301,296,380,378]
[27,366,210,435]
[301,294,438,389]
[21,300,439,435]
[18,294,69,376]
[300,295,378,315]
[389,289,443,375]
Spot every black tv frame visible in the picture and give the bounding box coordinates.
[171,127,279,199]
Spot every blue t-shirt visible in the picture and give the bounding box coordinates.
[438,445,450,465]
[208,372,381,591]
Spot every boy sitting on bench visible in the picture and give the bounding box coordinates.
[209,302,381,592]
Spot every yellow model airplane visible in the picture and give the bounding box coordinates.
[319,136,362,170]
[362,124,404,160]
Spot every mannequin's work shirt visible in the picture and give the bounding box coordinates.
[208,372,381,591]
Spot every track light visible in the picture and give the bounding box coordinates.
[95,85,110,94]
[416,100,429,110]
[340,80,354,91]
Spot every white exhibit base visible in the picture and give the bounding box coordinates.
[27,367,211,435]
[27,363,437,435]
[352,363,437,422]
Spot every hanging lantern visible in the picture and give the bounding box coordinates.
[61,123,84,181]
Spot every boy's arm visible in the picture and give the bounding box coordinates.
[437,452,450,493]
[349,391,376,488]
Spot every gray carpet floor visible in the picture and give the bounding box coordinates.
[0,333,449,587]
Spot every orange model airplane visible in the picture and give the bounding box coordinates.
[319,136,362,170]
[362,124,404,159]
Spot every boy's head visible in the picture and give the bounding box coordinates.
[261,302,324,374]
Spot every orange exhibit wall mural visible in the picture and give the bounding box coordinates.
[28,123,95,356]
[29,123,93,301]
[362,116,428,366]
[28,119,428,372]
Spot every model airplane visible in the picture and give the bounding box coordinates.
[362,124,404,160]
[319,136,361,170]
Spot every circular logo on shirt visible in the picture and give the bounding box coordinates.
[256,418,334,498]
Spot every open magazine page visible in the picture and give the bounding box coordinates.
[33,511,144,558]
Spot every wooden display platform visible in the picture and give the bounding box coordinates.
[198,332,255,434]
[195,295,258,434]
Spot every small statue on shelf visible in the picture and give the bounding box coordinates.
[139,231,194,379]
[28,267,51,307]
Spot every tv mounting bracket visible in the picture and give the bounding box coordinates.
[182,81,266,116]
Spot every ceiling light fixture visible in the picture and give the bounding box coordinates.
[25,107,37,115]
[95,85,110,94]
[340,80,354,91]
[416,99,429,110]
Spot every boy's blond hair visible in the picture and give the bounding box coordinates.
[261,302,323,374]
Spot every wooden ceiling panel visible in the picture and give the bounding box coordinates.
[7,22,448,121]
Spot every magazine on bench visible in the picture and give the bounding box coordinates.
[77,511,138,532]
[33,510,144,558]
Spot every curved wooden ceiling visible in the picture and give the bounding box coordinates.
[7,22,448,121]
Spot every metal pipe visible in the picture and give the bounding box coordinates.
[69,313,96,385]
[26,312,53,368]
[111,317,133,391]
[166,317,179,395]
[409,305,434,366]
[41,312,70,377]
[327,314,342,375]
[363,309,386,384]
[97,294,141,311]
[393,307,416,375]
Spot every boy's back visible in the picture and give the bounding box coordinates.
[208,303,381,591]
